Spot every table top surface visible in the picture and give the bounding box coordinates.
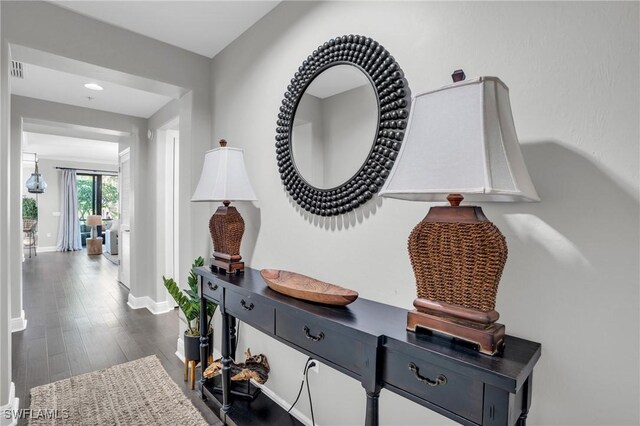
[196,266,541,392]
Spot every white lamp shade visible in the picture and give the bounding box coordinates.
[379,77,539,202]
[86,215,102,226]
[191,147,257,202]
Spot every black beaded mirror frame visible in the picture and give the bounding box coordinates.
[275,34,411,217]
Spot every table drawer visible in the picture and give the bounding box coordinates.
[226,290,274,334]
[202,278,223,303]
[382,347,484,424]
[276,311,362,375]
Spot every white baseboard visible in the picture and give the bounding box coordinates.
[10,310,27,333]
[0,382,19,426]
[36,246,57,253]
[127,294,173,315]
[175,336,185,362]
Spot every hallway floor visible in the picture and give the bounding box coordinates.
[12,251,221,425]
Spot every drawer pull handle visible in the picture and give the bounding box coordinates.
[240,300,254,311]
[208,282,218,291]
[408,363,447,387]
[303,326,325,342]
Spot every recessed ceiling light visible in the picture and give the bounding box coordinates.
[84,83,103,91]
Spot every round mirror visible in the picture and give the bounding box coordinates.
[275,34,411,216]
[291,65,378,189]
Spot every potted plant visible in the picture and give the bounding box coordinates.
[163,257,217,362]
[22,197,38,220]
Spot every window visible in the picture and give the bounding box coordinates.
[77,173,119,221]
[101,175,119,219]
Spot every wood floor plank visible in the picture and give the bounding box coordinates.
[48,352,70,377]
[14,251,222,425]
[66,347,92,376]
[26,337,47,362]
[25,355,49,390]
[45,327,65,356]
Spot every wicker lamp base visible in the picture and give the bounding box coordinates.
[406,201,508,355]
[209,202,245,275]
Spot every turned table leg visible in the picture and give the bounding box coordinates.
[221,311,233,412]
[517,374,533,426]
[199,277,209,399]
[365,391,380,426]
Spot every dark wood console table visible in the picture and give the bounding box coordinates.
[195,267,541,426]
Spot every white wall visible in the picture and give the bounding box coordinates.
[210,2,639,425]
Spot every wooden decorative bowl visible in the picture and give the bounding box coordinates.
[260,269,358,306]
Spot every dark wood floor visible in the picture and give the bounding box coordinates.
[12,250,222,425]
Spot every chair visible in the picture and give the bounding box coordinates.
[23,219,37,258]
[80,223,91,247]
[105,229,118,254]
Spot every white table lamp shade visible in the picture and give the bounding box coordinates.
[86,215,102,226]
[379,77,539,202]
[191,147,257,202]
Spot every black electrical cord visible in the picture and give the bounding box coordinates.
[305,360,315,426]
[233,321,241,355]
[288,357,316,424]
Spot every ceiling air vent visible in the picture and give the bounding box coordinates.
[11,61,24,79]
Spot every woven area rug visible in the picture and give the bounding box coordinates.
[29,356,208,425]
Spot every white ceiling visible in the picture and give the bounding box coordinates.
[53,1,281,58]
[11,63,173,118]
[23,132,119,165]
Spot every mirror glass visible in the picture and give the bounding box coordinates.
[291,65,378,189]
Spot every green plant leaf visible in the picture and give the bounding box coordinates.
[162,257,217,336]
[22,197,38,220]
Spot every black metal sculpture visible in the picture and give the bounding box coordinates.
[275,34,411,216]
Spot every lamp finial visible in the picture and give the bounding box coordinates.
[451,69,466,83]
[219,139,228,147]
[447,193,464,207]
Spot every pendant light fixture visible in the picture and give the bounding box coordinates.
[25,153,47,194]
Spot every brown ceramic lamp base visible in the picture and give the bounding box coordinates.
[407,299,505,355]
[210,253,244,275]
[209,201,245,275]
